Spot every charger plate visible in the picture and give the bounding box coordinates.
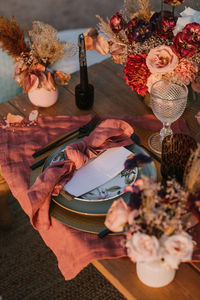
[44,142,156,216]
[50,201,119,235]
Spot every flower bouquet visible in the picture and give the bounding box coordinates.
[84,0,200,97]
[104,147,200,286]
[0,17,76,96]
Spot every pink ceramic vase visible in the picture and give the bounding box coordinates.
[28,87,59,107]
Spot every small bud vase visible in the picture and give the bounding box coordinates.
[28,87,59,107]
[136,260,176,288]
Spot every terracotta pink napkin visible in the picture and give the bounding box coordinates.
[0,114,198,281]
[28,119,133,230]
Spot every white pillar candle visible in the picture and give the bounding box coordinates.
[136,260,176,288]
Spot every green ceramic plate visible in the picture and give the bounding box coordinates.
[44,141,157,216]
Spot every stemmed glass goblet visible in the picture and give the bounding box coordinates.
[148,79,188,154]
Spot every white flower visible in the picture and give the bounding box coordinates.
[160,233,194,269]
[174,7,200,35]
[104,198,129,232]
[126,232,160,263]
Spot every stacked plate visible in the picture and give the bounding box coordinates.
[43,140,157,234]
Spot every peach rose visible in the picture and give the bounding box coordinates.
[147,73,163,92]
[126,232,160,262]
[109,42,127,64]
[160,233,194,269]
[146,45,179,74]
[84,35,94,50]
[104,198,129,232]
[84,32,109,55]
[94,35,109,55]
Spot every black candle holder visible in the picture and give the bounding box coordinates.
[75,34,94,110]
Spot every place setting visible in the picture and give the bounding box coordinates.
[30,116,157,234]
[0,0,200,295]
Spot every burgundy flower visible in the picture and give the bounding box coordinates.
[126,18,138,42]
[110,12,124,33]
[124,153,152,170]
[150,12,162,31]
[123,54,150,96]
[126,19,152,43]
[182,23,200,45]
[171,32,197,58]
[150,11,177,38]
[164,0,185,6]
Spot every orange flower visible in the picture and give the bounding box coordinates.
[123,54,150,96]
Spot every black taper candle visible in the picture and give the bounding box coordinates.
[75,33,94,110]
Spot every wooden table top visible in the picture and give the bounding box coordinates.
[0,58,200,299]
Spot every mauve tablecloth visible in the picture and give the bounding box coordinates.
[0,114,199,280]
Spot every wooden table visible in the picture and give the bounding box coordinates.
[0,59,200,299]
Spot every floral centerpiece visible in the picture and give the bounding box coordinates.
[104,146,200,286]
[84,0,200,97]
[0,17,76,94]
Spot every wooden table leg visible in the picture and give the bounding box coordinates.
[0,166,12,229]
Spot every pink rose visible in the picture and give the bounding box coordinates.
[160,233,194,269]
[126,232,160,262]
[104,198,129,232]
[146,45,179,74]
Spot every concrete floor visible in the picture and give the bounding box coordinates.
[1,0,199,32]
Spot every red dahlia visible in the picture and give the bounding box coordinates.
[123,54,150,96]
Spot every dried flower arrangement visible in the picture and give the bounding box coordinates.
[104,149,200,269]
[84,0,200,97]
[0,17,76,93]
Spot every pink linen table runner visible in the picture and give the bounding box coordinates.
[0,114,199,280]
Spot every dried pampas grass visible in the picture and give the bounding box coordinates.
[123,0,152,22]
[28,21,76,65]
[0,16,29,58]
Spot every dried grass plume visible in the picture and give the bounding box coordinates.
[123,0,152,22]
[28,21,76,65]
[0,16,29,58]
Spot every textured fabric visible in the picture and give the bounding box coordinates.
[0,114,199,280]
[28,119,133,230]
